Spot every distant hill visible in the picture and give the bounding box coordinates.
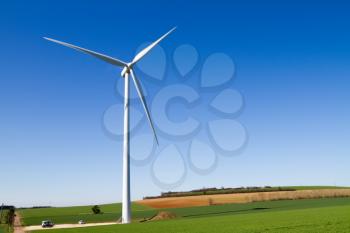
[143,186,350,199]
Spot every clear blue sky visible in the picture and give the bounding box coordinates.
[1,1,350,207]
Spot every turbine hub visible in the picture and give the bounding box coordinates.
[121,65,131,78]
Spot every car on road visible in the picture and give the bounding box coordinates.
[41,220,54,228]
[78,220,85,224]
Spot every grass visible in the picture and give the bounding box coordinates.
[0,209,9,233]
[0,225,7,233]
[22,197,350,226]
[20,187,350,232]
[30,197,350,233]
[20,203,152,226]
[0,222,10,233]
[165,197,350,218]
[0,225,11,233]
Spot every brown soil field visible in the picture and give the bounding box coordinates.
[149,211,177,221]
[137,189,350,209]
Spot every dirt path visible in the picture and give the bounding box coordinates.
[23,222,119,231]
[13,212,25,233]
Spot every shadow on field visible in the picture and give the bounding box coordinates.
[182,207,270,218]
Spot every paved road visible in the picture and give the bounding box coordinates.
[24,222,119,231]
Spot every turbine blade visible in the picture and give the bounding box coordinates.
[131,27,176,65]
[43,37,127,67]
[129,69,159,145]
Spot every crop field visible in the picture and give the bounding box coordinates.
[28,197,350,233]
[20,188,350,226]
[285,186,350,190]
[20,188,350,232]
[138,188,350,208]
[145,186,350,199]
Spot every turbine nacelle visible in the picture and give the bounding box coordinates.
[121,65,131,78]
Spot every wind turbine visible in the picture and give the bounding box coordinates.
[44,27,176,224]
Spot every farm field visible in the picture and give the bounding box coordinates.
[285,186,350,190]
[138,188,350,208]
[20,187,350,226]
[146,186,350,199]
[29,197,350,233]
[19,203,153,226]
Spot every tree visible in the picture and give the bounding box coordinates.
[91,205,101,214]
[6,207,15,226]
[0,203,4,224]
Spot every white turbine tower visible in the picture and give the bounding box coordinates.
[44,27,176,224]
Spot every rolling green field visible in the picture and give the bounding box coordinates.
[21,197,350,226]
[21,187,350,232]
[29,197,350,233]
[0,209,9,233]
[20,203,153,226]
[20,186,350,226]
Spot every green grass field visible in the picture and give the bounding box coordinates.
[22,196,350,226]
[19,203,153,226]
[28,197,350,233]
[0,225,6,233]
[21,187,350,232]
[21,186,350,226]
[0,225,10,233]
[0,209,9,233]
